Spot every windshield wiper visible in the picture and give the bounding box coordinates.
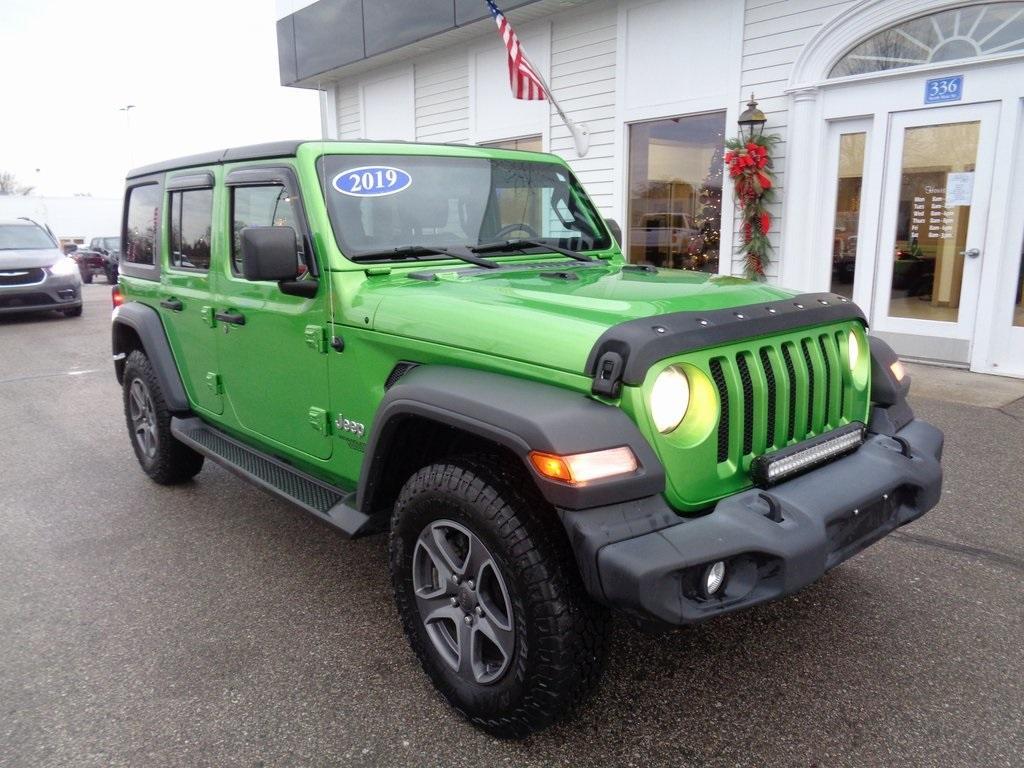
[351,244,499,269]
[470,238,596,262]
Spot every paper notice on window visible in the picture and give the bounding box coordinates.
[946,172,974,206]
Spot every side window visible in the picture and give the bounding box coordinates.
[124,184,161,265]
[230,184,305,274]
[168,189,214,271]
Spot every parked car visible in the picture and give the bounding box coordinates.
[629,211,699,267]
[70,248,108,283]
[0,218,82,317]
[90,236,121,283]
[90,236,121,255]
[112,141,942,738]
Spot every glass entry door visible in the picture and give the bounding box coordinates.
[983,105,1024,377]
[873,102,1000,347]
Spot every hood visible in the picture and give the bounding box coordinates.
[362,260,797,376]
[0,248,64,270]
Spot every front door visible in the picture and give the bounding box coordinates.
[215,167,332,462]
[871,102,1000,361]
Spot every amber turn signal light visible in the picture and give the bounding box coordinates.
[529,446,638,485]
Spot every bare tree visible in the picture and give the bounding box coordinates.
[0,172,34,196]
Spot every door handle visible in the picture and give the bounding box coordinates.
[214,310,246,325]
[160,298,183,311]
[961,248,981,259]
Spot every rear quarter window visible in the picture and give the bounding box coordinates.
[124,184,161,266]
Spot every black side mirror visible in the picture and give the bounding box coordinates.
[604,218,622,246]
[240,226,299,282]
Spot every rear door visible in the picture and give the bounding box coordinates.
[214,164,332,461]
[159,169,222,415]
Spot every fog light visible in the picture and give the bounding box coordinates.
[703,560,726,596]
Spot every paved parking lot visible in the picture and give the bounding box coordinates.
[1,283,1022,767]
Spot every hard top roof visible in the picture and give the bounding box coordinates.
[125,139,558,180]
[126,140,306,180]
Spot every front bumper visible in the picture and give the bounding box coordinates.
[0,273,81,315]
[558,418,943,627]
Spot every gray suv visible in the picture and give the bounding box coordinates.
[0,219,83,317]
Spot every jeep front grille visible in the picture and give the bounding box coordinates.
[709,330,853,467]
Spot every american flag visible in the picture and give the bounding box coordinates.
[486,0,547,101]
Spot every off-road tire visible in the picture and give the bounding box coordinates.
[62,305,83,318]
[122,350,204,484]
[389,456,609,738]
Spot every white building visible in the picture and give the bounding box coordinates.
[276,0,1024,377]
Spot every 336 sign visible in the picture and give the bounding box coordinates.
[924,75,963,104]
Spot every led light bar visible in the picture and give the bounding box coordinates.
[751,423,866,487]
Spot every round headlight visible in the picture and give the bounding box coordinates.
[847,331,860,372]
[650,365,689,434]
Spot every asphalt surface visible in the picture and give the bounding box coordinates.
[1,283,1022,768]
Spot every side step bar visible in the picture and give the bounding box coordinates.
[170,416,377,538]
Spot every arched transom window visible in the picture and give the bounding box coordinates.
[830,2,1024,77]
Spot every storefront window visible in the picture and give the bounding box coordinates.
[830,2,1024,78]
[829,132,866,298]
[888,121,980,322]
[627,112,725,271]
[480,136,544,229]
[480,136,543,152]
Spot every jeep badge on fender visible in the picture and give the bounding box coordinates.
[111,140,943,738]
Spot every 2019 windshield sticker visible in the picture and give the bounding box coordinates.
[332,166,412,197]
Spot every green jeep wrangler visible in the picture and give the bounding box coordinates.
[112,140,943,737]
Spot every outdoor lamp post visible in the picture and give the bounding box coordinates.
[120,104,136,168]
[737,94,767,141]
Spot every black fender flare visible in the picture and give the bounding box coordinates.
[867,336,914,435]
[357,365,665,513]
[111,302,190,413]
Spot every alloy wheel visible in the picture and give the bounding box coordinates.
[412,519,515,685]
[128,379,158,460]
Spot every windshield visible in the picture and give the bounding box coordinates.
[99,237,120,251]
[0,224,56,250]
[318,154,610,259]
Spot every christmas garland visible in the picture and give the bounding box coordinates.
[724,133,780,280]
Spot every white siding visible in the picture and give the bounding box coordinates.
[326,0,869,277]
[335,81,361,140]
[548,2,618,217]
[415,51,470,144]
[739,0,855,279]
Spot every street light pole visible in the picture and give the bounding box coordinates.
[119,104,136,169]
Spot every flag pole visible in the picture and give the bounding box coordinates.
[528,61,590,158]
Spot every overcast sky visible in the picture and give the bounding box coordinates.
[0,0,320,199]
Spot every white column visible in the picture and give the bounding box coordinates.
[779,87,821,291]
[319,83,339,140]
